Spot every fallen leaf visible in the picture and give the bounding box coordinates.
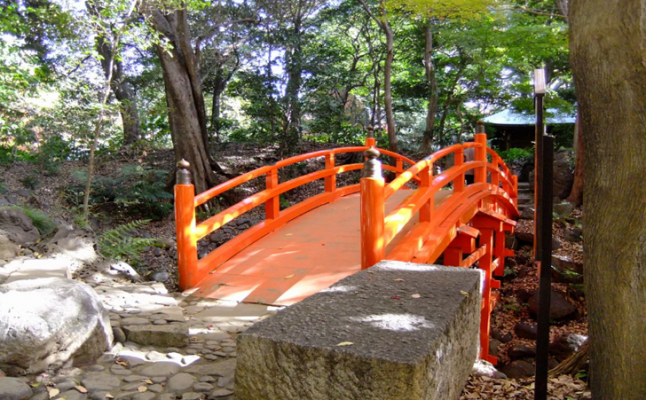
[75,386,88,394]
[336,341,353,346]
[285,233,293,236]
[394,278,404,282]
[460,290,470,298]
[285,274,295,279]
[144,379,153,384]
[48,388,60,398]
[137,386,148,392]
[106,394,114,399]
[30,383,41,388]
[367,270,375,274]
[391,295,401,300]
[411,294,421,299]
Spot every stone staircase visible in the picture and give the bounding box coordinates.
[516,182,534,219]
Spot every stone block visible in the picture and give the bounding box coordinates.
[235,261,481,400]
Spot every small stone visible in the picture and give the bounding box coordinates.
[56,390,86,400]
[216,377,230,388]
[86,365,105,372]
[509,344,537,360]
[81,373,121,391]
[153,319,168,325]
[121,318,149,326]
[182,393,204,400]
[193,383,213,393]
[0,377,33,400]
[514,322,538,340]
[148,384,164,393]
[204,355,218,361]
[138,362,180,377]
[151,377,167,384]
[132,393,156,400]
[55,381,78,392]
[212,352,227,358]
[113,327,127,343]
[209,389,233,399]
[31,392,49,400]
[158,395,176,400]
[167,373,197,393]
[499,360,535,379]
[110,364,132,376]
[198,376,215,383]
[122,376,147,383]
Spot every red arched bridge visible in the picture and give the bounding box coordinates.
[174,127,519,364]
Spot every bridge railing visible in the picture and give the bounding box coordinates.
[360,124,518,269]
[174,136,416,289]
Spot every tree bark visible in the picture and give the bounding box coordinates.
[150,8,219,195]
[421,19,438,154]
[91,19,141,145]
[567,109,583,206]
[570,1,646,398]
[358,0,397,151]
[283,21,303,151]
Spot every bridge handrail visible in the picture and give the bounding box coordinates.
[174,138,416,289]
[360,130,519,270]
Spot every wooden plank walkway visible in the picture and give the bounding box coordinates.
[191,190,452,306]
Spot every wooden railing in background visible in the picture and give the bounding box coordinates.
[174,136,416,290]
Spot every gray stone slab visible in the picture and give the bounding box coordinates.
[235,261,482,400]
[122,323,188,348]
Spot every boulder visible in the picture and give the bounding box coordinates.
[122,323,188,348]
[0,377,33,400]
[499,360,535,380]
[0,233,20,261]
[0,278,113,375]
[515,231,534,244]
[528,290,578,320]
[549,333,587,362]
[551,255,584,283]
[552,152,574,199]
[553,202,574,218]
[509,344,536,360]
[515,322,538,340]
[0,208,40,246]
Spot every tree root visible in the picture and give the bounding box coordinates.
[549,338,590,377]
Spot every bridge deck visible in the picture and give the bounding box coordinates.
[191,189,452,306]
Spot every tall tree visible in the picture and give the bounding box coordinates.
[146,5,222,195]
[358,0,398,151]
[570,1,646,398]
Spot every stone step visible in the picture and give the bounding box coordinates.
[517,196,533,205]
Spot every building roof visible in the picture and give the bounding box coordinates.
[482,108,576,125]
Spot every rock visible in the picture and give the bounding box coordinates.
[489,339,501,357]
[0,278,113,375]
[151,271,169,283]
[499,360,535,380]
[0,208,40,245]
[490,329,513,344]
[167,373,197,393]
[471,360,507,379]
[549,333,587,362]
[0,233,20,260]
[519,207,534,220]
[515,231,534,244]
[132,393,156,400]
[122,324,188,348]
[138,362,180,377]
[183,359,236,377]
[56,390,87,400]
[0,377,33,400]
[552,152,574,199]
[504,234,518,250]
[528,290,577,320]
[193,383,214,393]
[552,237,562,251]
[81,373,121,391]
[551,255,583,283]
[209,389,233,399]
[508,344,536,360]
[515,322,538,340]
[553,202,574,218]
[121,318,150,326]
[564,228,583,242]
[182,393,204,400]
[208,232,227,244]
[113,327,127,344]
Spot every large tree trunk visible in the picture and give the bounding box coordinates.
[94,30,141,146]
[567,109,583,205]
[283,23,303,151]
[570,1,646,398]
[150,8,219,195]
[421,19,438,154]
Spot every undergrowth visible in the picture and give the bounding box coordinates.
[1,205,57,236]
[97,219,162,266]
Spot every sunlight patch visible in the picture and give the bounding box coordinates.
[350,313,434,332]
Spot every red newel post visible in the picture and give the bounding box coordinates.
[175,159,198,290]
[475,122,487,184]
[360,147,385,270]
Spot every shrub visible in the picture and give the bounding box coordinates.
[498,147,533,165]
[97,219,162,265]
[1,205,57,236]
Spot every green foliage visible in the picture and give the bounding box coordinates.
[20,174,40,189]
[498,147,533,165]
[2,205,57,236]
[67,164,173,220]
[387,0,495,20]
[97,219,161,264]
